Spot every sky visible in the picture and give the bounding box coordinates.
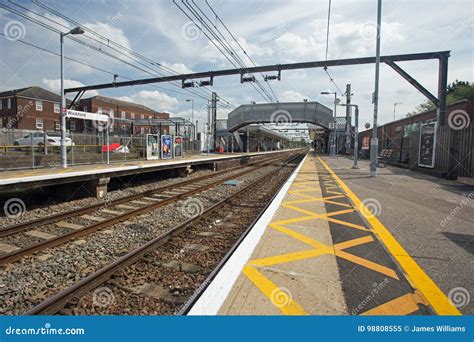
[0,0,473,134]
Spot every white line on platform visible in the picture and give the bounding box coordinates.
[187,154,307,315]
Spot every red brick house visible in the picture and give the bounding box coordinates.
[0,86,79,132]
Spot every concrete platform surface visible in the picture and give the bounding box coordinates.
[189,152,466,316]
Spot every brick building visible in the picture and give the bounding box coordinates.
[359,99,474,148]
[0,87,170,135]
[79,96,170,135]
[0,86,78,132]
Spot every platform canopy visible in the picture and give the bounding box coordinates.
[226,101,333,132]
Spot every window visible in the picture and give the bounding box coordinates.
[54,103,60,114]
[84,105,88,112]
[149,115,152,119]
[54,121,60,131]
[70,120,76,131]
[7,98,11,109]
[0,99,2,110]
[121,111,126,119]
[131,112,135,119]
[35,100,43,111]
[97,107,103,114]
[141,114,144,120]
[110,109,114,117]
[36,118,43,129]
[140,127,144,134]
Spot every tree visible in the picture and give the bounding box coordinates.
[406,81,473,117]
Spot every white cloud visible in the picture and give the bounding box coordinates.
[160,62,194,74]
[116,90,179,112]
[84,22,131,50]
[42,78,99,97]
[279,90,309,102]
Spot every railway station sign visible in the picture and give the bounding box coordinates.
[418,122,436,168]
[66,109,109,122]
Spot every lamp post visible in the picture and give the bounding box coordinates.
[60,26,84,168]
[186,99,195,140]
[393,101,402,121]
[339,103,359,169]
[321,91,338,156]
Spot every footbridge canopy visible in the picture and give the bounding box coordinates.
[227,101,333,132]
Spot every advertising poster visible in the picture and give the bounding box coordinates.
[418,122,436,168]
[146,134,159,160]
[174,136,182,158]
[161,135,172,159]
[361,136,370,150]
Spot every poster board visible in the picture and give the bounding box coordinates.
[361,136,370,150]
[174,136,182,158]
[146,134,160,160]
[418,122,436,168]
[161,135,173,159]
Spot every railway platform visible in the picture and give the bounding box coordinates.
[188,152,469,316]
[0,150,290,198]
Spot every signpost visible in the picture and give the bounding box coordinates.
[418,122,436,168]
[66,109,111,164]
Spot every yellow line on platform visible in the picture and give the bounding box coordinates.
[249,249,329,267]
[243,265,308,315]
[361,293,423,315]
[317,156,461,315]
[334,236,374,250]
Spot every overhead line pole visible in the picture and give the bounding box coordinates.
[370,0,382,177]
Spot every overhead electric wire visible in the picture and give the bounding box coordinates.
[204,0,279,102]
[188,0,275,102]
[2,2,234,109]
[179,0,273,102]
[174,0,273,103]
[322,0,344,97]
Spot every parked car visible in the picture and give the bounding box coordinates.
[13,132,74,147]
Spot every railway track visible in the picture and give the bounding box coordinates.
[0,152,294,266]
[25,150,306,315]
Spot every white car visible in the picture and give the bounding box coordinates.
[14,132,74,147]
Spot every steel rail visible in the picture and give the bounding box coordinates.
[25,151,305,315]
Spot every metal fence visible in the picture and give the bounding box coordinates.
[0,130,202,171]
